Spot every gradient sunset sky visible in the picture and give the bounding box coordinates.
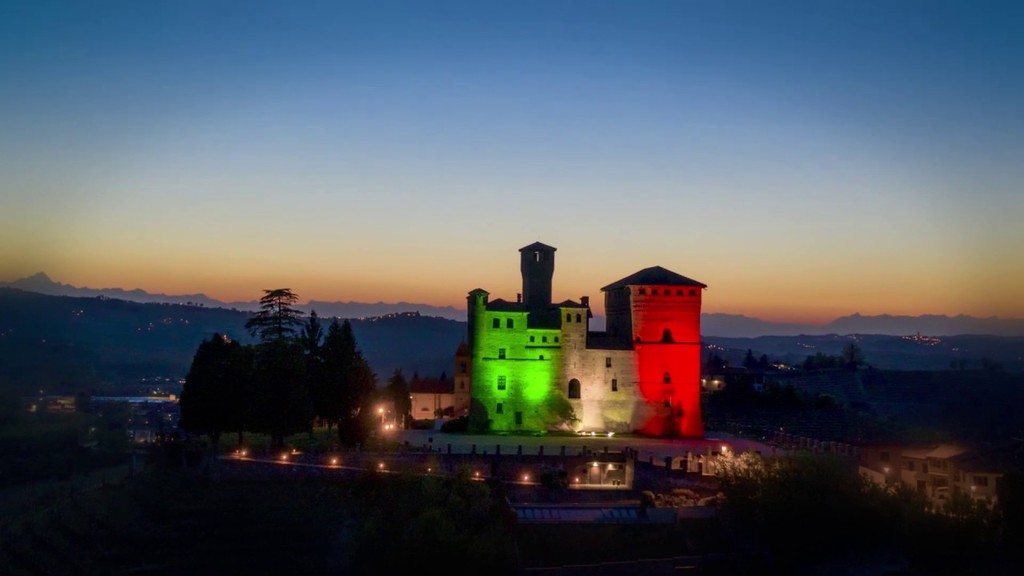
[2,1,1021,324]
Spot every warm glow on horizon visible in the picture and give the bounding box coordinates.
[2,2,1021,325]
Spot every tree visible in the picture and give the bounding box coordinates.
[705,353,727,374]
[179,333,253,446]
[299,310,324,360]
[386,369,412,430]
[539,391,578,431]
[301,310,326,427]
[319,318,376,445]
[245,288,304,343]
[841,343,865,371]
[251,338,310,449]
[742,349,757,369]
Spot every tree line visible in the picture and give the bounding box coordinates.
[178,288,411,449]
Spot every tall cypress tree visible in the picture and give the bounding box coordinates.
[320,318,376,446]
[179,333,253,446]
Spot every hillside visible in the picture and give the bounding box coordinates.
[0,289,465,395]
[3,288,1022,398]
[703,333,1024,373]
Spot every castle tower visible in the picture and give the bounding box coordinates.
[519,242,556,311]
[466,288,490,431]
[601,266,706,438]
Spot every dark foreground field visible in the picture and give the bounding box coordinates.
[0,455,723,576]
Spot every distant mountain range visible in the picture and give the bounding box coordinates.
[1,287,1022,397]
[3,272,1024,337]
[1,273,465,322]
[700,313,1024,338]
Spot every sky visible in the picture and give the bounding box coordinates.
[1,0,1022,324]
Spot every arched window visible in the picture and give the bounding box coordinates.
[566,313,571,322]
[506,318,514,328]
[492,318,500,328]
[568,378,581,399]
[575,313,582,323]
[663,372,671,384]
[661,329,674,343]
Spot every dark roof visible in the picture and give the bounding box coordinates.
[601,266,706,291]
[468,288,489,295]
[486,298,526,312]
[553,299,588,309]
[519,241,557,253]
[455,341,470,356]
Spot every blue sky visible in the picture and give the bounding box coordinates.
[2,1,1022,323]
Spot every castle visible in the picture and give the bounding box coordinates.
[461,242,705,437]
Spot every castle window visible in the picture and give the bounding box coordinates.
[575,313,582,323]
[605,357,612,368]
[459,381,465,390]
[506,318,514,329]
[663,372,671,383]
[567,378,581,399]
[652,289,658,295]
[515,411,523,426]
[566,313,571,322]
[677,289,683,295]
[497,376,506,390]
[498,348,506,359]
[689,289,696,295]
[530,336,535,342]
[534,251,541,262]
[554,336,559,343]
[539,355,544,360]
[662,329,674,343]
[639,288,646,295]
[542,336,548,343]
[611,378,618,392]
[492,318,500,329]
[496,403,503,414]
[459,362,467,374]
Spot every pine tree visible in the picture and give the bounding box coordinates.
[245,288,304,343]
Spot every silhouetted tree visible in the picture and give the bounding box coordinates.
[299,310,324,359]
[705,352,727,374]
[251,338,310,449]
[241,289,314,448]
[803,352,842,371]
[742,349,757,370]
[841,343,865,371]
[245,288,304,343]
[300,310,326,426]
[179,333,254,446]
[319,318,376,445]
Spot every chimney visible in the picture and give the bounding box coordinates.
[581,296,589,307]
[516,293,522,303]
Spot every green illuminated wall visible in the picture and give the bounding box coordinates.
[468,306,564,432]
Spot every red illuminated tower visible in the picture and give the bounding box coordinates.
[602,266,706,438]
